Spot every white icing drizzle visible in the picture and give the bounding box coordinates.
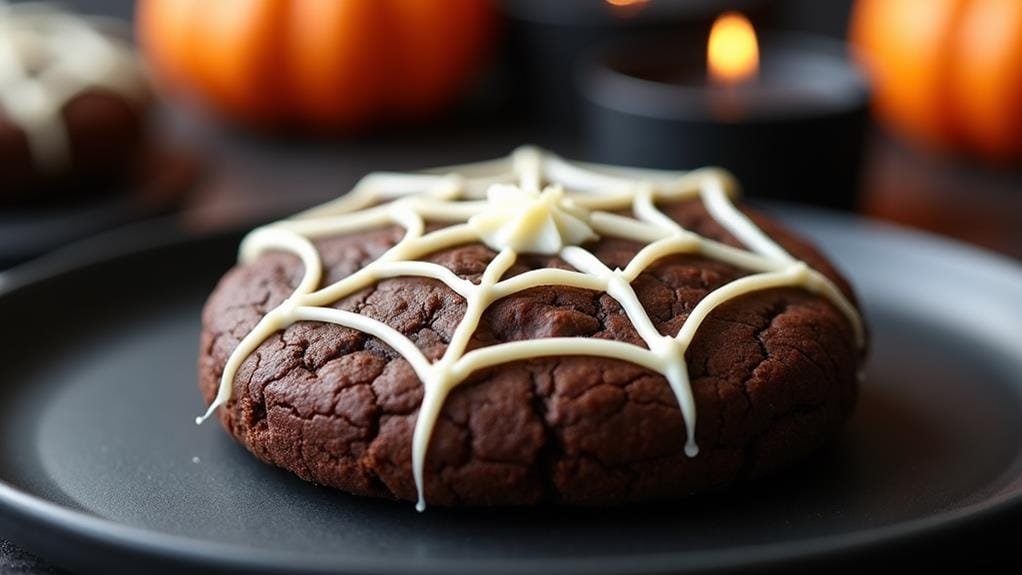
[0,1,146,172]
[198,147,865,511]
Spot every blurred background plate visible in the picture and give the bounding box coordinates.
[0,149,199,269]
[0,207,1019,574]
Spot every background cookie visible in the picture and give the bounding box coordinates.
[0,3,150,202]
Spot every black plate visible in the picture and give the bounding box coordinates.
[0,208,1020,574]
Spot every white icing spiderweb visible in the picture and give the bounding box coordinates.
[199,146,864,511]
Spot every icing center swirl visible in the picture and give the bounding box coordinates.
[468,184,597,255]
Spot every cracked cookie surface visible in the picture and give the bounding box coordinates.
[199,199,863,506]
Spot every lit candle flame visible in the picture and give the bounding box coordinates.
[708,12,759,84]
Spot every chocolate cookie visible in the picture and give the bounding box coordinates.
[198,149,866,508]
[0,3,150,202]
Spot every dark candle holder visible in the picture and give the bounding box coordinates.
[502,0,771,144]
[578,33,870,210]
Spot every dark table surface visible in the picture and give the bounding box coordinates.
[2,1,1021,573]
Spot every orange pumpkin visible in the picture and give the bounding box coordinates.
[137,0,495,130]
[851,0,1022,161]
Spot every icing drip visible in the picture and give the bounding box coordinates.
[0,2,146,172]
[198,146,865,511]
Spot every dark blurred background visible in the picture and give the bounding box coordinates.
[2,0,1018,273]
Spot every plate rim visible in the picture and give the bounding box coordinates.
[0,209,1020,574]
[2,476,1022,575]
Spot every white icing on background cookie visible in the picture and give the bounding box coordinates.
[0,1,146,172]
[198,147,864,511]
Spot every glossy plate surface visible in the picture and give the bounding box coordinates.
[0,209,1020,574]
